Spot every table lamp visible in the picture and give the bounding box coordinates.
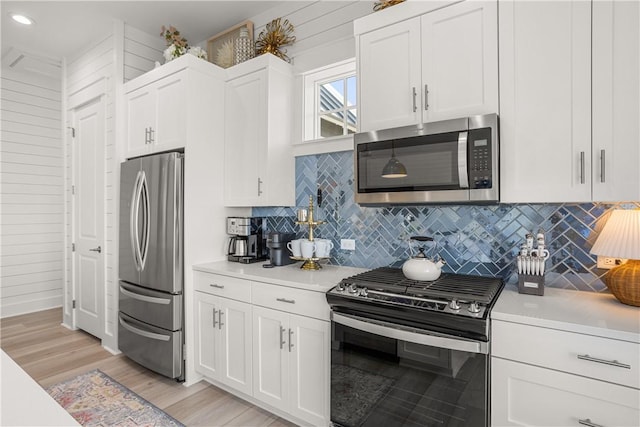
[590,209,640,306]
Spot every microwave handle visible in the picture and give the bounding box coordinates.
[458,131,469,188]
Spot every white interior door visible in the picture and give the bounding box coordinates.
[73,97,105,339]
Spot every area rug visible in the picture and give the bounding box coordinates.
[45,369,184,427]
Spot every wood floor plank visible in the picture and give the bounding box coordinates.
[0,308,298,427]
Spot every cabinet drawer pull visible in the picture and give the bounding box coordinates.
[412,86,417,112]
[276,298,295,304]
[578,418,605,427]
[279,326,286,350]
[424,84,429,111]
[577,354,630,369]
[209,283,225,289]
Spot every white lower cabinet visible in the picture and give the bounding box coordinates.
[492,358,640,426]
[491,319,640,427]
[194,291,253,396]
[253,305,329,427]
[193,270,330,426]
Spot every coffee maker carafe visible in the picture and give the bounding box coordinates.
[227,217,266,263]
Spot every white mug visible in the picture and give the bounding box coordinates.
[300,240,316,258]
[287,239,302,257]
[315,239,334,257]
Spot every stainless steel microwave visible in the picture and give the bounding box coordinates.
[354,114,499,205]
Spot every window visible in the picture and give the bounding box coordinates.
[303,59,357,142]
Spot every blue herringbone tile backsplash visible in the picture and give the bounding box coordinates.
[254,151,639,292]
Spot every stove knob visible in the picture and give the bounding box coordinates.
[336,283,345,292]
[359,287,369,297]
[348,284,359,294]
[468,302,481,314]
[449,299,461,310]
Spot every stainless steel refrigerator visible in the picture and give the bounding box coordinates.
[118,151,184,380]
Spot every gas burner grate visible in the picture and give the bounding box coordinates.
[340,267,503,304]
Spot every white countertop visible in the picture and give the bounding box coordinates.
[492,285,640,343]
[1,350,80,426]
[193,260,367,292]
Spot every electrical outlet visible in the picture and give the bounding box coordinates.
[597,256,626,269]
[341,239,356,251]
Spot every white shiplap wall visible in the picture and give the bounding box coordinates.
[123,25,164,82]
[0,67,63,317]
[62,21,162,351]
[250,1,374,71]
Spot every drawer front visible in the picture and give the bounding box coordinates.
[492,357,640,427]
[492,320,640,388]
[119,281,181,331]
[251,282,330,320]
[194,271,251,302]
[119,312,183,379]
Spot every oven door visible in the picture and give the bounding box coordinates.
[330,312,489,427]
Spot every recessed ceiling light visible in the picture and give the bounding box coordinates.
[10,13,34,25]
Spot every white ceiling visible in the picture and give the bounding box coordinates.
[1,1,290,62]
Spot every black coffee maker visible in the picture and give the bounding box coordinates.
[264,232,296,267]
[227,217,267,263]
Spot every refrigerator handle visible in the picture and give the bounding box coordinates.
[139,171,150,271]
[130,171,143,271]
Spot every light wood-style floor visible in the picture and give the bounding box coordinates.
[0,308,297,427]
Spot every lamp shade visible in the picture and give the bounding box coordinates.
[590,209,640,259]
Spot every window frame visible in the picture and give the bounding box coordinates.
[301,58,356,144]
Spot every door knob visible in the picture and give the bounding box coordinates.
[89,246,102,253]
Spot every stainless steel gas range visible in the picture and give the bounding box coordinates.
[326,267,504,427]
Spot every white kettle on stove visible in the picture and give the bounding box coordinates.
[402,236,445,281]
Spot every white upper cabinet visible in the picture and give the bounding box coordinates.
[421,0,498,122]
[224,54,295,207]
[356,0,498,132]
[499,0,592,203]
[592,0,640,201]
[500,0,639,203]
[358,17,422,131]
[124,68,187,158]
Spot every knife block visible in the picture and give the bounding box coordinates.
[518,274,545,296]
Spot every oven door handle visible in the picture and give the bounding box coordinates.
[331,312,488,355]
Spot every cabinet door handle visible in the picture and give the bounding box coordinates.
[212,308,217,328]
[412,87,417,112]
[148,127,155,144]
[600,149,606,183]
[257,178,263,196]
[218,310,224,330]
[578,418,605,427]
[276,298,295,304]
[424,84,429,111]
[279,326,286,350]
[288,328,294,352]
[579,151,585,184]
[144,128,149,144]
[577,354,630,369]
[209,283,225,289]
